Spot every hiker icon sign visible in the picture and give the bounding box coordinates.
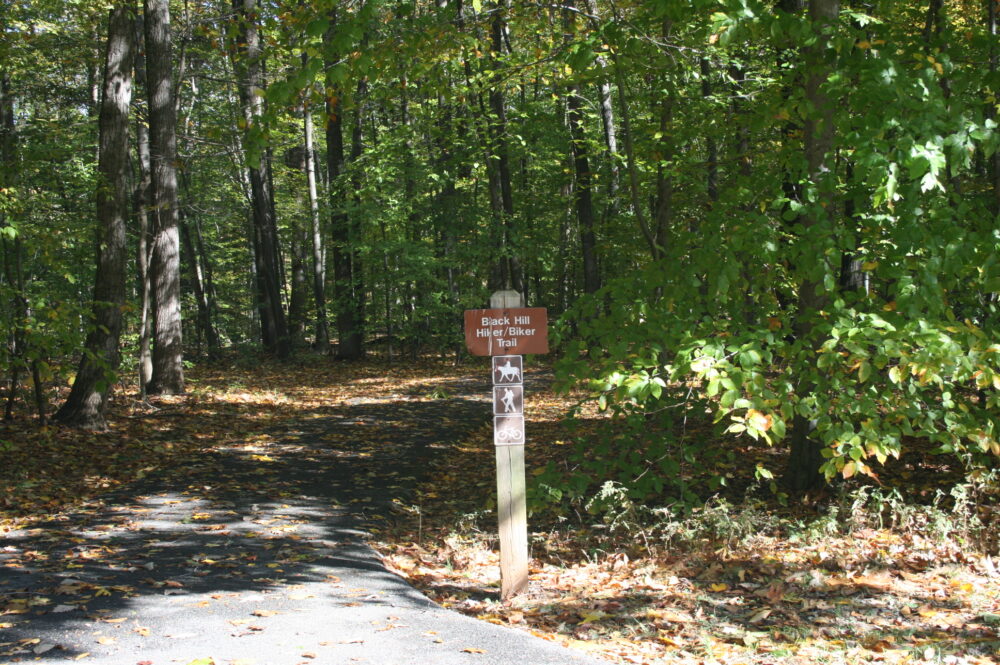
[493,385,523,415]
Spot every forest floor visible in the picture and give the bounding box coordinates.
[2,355,999,665]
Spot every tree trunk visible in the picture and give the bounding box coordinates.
[486,3,521,293]
[652,18,675,257]
[287,215,309,344]
[783,0,840,493]
[179,197,219,355]
[701,58,719,208]
[1,72,19,420]
[989,0,999,215]
[144,0,184,394]
[133,21,154,397]
[324,7,365,360]
[230,0,289,359]
[609,52,658,259]
[583,0,621,230]
[563,5,600,295]
[303,100,329,351]
[55,4,135,428]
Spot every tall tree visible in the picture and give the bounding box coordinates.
[133,15,154,396]
[484,2,521,293]
[303,97,329,352]
[563,1,600,295]
[55,4,135,428]
[990,0,1000,215]
[323,5,365,360]
[230,0,290,358]
[783,0,841,492]
[144,0,184,394]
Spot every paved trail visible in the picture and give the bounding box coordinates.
[1,374,606,665]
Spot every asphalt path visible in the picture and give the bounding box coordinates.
[1,374,608,665]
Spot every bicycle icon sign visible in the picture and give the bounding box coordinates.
[494,415,525,447]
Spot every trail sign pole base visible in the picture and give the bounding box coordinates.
[496,443,528,599]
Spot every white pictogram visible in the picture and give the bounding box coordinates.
[496,359,520,383]
[501,387,516,413]
[496,427,523,442]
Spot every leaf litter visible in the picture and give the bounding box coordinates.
[0,356,997,665]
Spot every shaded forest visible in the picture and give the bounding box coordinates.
[0,0,998,502]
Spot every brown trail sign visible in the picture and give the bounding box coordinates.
[464,299,548,599]
[463,308,548,356]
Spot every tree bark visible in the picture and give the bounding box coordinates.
[324,7,365,360]
[1,72,19,419]
[133,19,154,397]
[179,196,219,355]
[784,0,840,493]
[287,214,309,344]
[988,0,999,215]
[144,0,184,394]
[701,58,719,208]
[485,3,522,293]
[608,48,658,258]
[55,4,135,428]
[303,100,329,351]
[230,0,290,359]
[563,2,600,295]
[583,0,621,228]
[652,18,675,256]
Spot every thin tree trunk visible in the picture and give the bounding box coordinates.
[179,198,219,355]
[1,72,20,420]
[303,100,329,351]
[563,3,600,295]
[133,23,154,397]
[55,4,135,428]
[609,54,658,259]
[486,3,521,293]
[784,0,840,493]
[144,0,184,394]
[991,0,1000,215]
[231,0,289,359]
[701,58,719,208]
[652,19,675,257]
[583,0,620,229]
[324,7,365,360]
[0,71,44,422]
[287,214,309,344]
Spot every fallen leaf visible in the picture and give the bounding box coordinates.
[579,610,608,624]
[462,647,487,654]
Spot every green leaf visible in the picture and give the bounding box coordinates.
[858,361,871,383]
[306,18,329,37]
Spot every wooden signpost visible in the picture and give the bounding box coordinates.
[465,292,548,599]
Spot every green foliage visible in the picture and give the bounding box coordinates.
[549,0,1000,505]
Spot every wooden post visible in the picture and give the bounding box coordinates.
[492,351,528,599]
[490,290,527,600]
[496,443,528,598]
[465,292,548,600]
